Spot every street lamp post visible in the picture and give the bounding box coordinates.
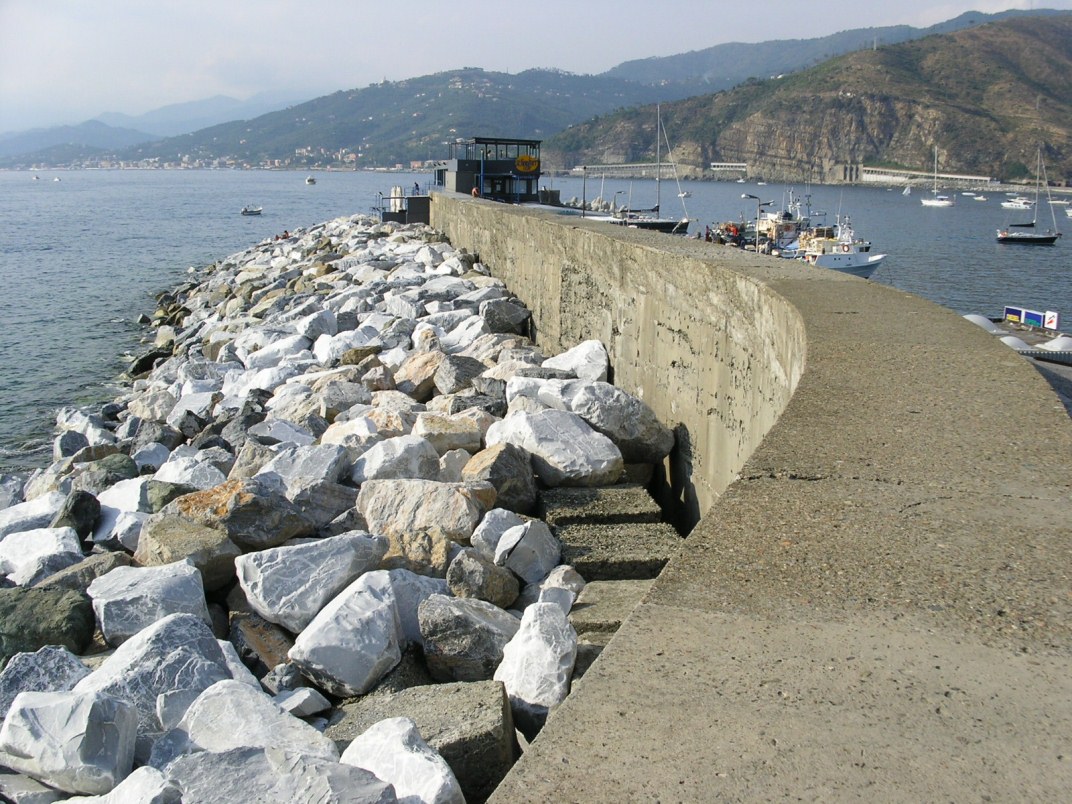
[741,193,774,252]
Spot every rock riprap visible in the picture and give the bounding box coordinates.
[0,214,676,801]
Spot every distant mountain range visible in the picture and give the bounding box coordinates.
[545,14,1072,183]
[1,7,1069,177]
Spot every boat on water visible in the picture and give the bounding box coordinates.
[1066,207,1072,219]
[756,188,819,251]
[240,206,263,216]
[996,148,1061,245]
[1001,196,1033,210]
[305,176,316,185]
[921,146,954,207]
[795,216,886,278]
[974,195,988,201]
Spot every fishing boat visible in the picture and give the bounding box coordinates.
[756,188,819,251]
[921,146,954,207]
[240,206,263,216]
[796,216,886,278]
[996,148,1061,245]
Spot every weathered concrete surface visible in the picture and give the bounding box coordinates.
[431,194,1072,802]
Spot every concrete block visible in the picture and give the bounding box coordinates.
[555,522,681,580]
[325,679,517,803]
[537,484,662,527]
[569,579,654,637]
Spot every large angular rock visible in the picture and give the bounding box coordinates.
[394,350,445,402]
[0,646,90,720]
[160,479,315,550]
[461,443,536,514]
[0,690,137,795]
[469,508,526,561]
[288,573,402,697]
[134,517,241,592]
[412,412,483,456]
[253,443,351,499]
[0,527,83,587]
[433,355,487,396]
[493,602,577,738]
[447,549,519,609]
[163,746,396,804]
[0,587,95,668]
[153,457,227,491]
[0,492,66,539]
[341,717,463,804]
[227,611,294,679]
[479,298,530,335]
[73,614,233,763]
[325,680,516,804]
[564,381,675,463]
[418,594,519,683]
[236,531,388,634]
[541,339,609,382]
[62,765,180,803]
[87,563,210,646]
[48,490,101,541]
[168,680,339,764]
[350,435,440,484]
[485,409,623,487]
[35,551,131,595]
[494,520,561,584]
[356,480,494,575]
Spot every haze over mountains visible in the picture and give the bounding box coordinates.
[2,8,1070,182]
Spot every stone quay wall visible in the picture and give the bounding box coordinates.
[429,195,807,527]
[431,192,1072,801]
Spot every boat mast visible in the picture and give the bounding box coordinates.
[655,104,661,212]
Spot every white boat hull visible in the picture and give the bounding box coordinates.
[806,251,886,278]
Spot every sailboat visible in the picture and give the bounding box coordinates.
[996,148,1062,245]
[921,146,954,207]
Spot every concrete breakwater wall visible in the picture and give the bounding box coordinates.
[429,195,807,527]
[431,193,1072,801]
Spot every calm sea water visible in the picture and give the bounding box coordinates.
[0,169,1067,474]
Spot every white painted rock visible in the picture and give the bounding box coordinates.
[163,746,395,804]
[541,339,609,381]
[341,717,464,804]
[174,680,339,763]
[493,602,577,737]
[485,409,623,487]
[0,526,83,586]
[288,573,402,697]
[87,562,211,646]
[73,614,232,763]
[351,434,441,484]
[494,520,561,584]
[0,689,137,795]
[236,531,388,634]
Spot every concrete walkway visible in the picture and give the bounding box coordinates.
[489,262,1072,800]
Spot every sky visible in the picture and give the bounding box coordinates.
[2,0,1070,132]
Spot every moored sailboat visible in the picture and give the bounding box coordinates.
[996,148,1062,245]
[921,146,954,207]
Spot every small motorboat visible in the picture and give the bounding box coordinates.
[241,206,263,216]
[305,176,316,185]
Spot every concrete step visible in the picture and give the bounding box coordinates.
[555,521,681,581]
[537,484,662,527]
[570,580,655,680]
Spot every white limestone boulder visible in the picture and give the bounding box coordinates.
[412,412,483,456]
[493,520,561,584]
[0,646,90,720]
[87,563,211,646]
[0,526,83,586]
[564,381,675,463]
[253,443,351,499]
[0,690,137,795]
[92,477,152,545]
[470,508,526,561]
[351,435,441,484]
[274,687,331,718]
[153,457,227,491]
[162,746,395,804]
[172,680,339,763]
[485,409,624,487]
[493,602,577,737]
[288,572,403,697]
[541,339,609,381]
[62,766,180,803]
[0,492,66,539]
[341,717,464,804]
[236,531,388,634]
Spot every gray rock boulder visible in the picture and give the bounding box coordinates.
[0,587,95,668]
[461,443,536,514]
[0,646,90,720]
[0,527,83,587]
[133,517,241,592]
[350,435,440,484]
[494,520,561,584]
[418,594,519,682]
[447,549,519,609]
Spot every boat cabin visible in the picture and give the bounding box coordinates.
[433,137,541,202]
